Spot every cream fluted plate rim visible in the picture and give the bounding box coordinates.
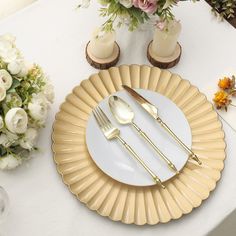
[52,64,226,225]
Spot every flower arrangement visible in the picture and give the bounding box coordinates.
[80,0,236,31]
[79,0,188,31]
[213,75,236,111]
[0,34,54,170]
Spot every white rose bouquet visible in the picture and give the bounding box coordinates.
[0,34,54,170]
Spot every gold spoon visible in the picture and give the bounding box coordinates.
[109,96,179,174]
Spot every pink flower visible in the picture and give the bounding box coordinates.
[156,21,165,30]
[133,0,158,14]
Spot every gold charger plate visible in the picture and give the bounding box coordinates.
[52,65,226,225]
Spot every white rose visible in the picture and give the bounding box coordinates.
[28,93,48,124]
[43,82,54,103]
[0,155,22,170]
[0,35,20,64]
[0,46,19,64]
[118,0,133,8]
[0,116,4,129]
[7,61,22,75]
[20,128,38,150]
[0,69,13,90]
[0,85,6,101]
[17,63,28,77]
[5,108,28,134]
[8,61,29,77]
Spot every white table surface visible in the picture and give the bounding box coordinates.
[0,0,236,235]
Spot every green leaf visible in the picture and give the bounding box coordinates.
[0,146,7,157]
[130,8,145,23]
[8,79,21,93]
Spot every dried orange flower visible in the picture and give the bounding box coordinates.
[218,77,233,90]
[213,91,231,110]
[214,75,236,111]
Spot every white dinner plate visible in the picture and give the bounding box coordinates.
[86,89,191,186]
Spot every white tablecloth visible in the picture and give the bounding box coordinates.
[0,0,236,235]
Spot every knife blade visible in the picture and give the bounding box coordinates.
[122,85,202,165]
[122,85,159,120]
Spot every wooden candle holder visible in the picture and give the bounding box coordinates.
[147,40,182,69]
[86,41,120,70]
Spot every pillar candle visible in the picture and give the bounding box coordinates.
[152,20,181,57]
[89,28,115,59]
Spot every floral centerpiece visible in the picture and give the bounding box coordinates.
[80,0,236,31]
[79,0,188,31]
[0,34,54,170]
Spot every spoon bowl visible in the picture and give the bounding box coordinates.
[109,96,135,125]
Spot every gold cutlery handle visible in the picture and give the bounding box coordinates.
[116,135,165,188]
[156,117,202,165]
[131,122,178,173]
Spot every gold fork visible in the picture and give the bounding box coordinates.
[93,106,165,188]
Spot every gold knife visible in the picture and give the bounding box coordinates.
[122,85,202,165]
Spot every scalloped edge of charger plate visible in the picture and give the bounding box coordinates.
[52,64,226,225]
